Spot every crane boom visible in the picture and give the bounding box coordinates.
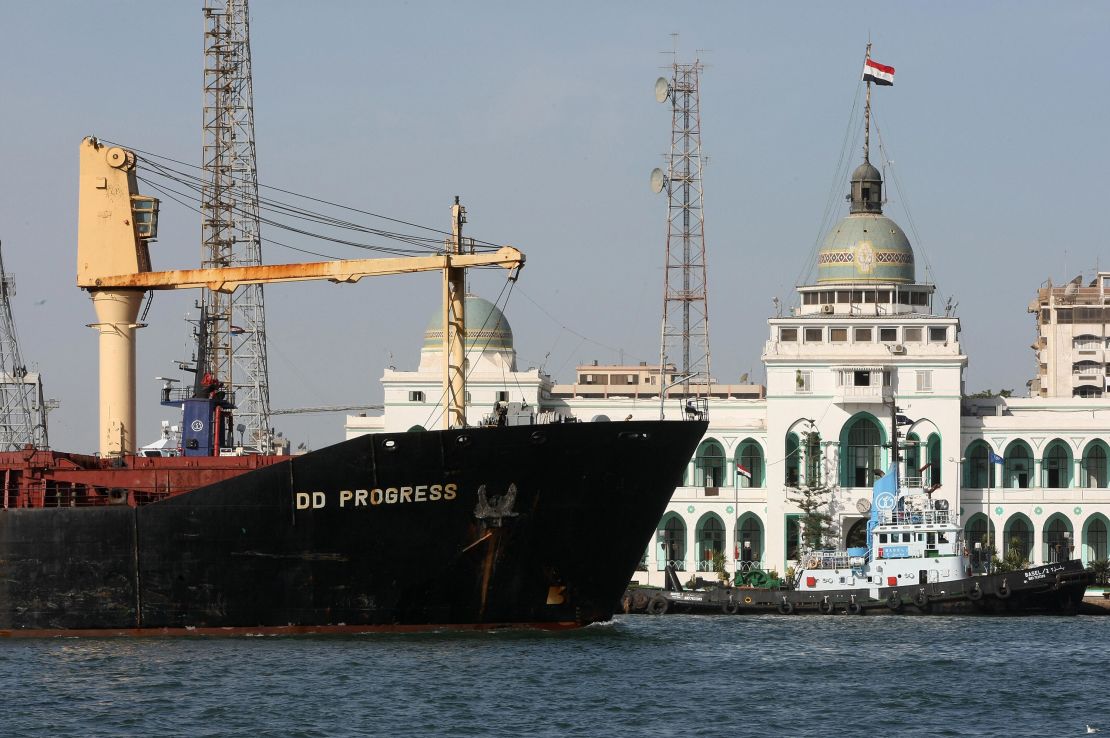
[77,137,524,455]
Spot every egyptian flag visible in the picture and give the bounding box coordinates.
[737,464,752,481]
[862,58,895,86]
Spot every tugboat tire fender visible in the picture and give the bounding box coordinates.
[777,599,794,615]
[819,598,836,615]
[647,595,670,615]
[886,592,902,611]
[914,590,929,608]
[968,583,984,601]
[631,591,650,610]
[722,600,740,615]
[847,601,863,615]
[996,580,1011,599]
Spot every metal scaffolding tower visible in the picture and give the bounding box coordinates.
[654,59,712,396]
[0,242,49,449]
[201,0,271,451]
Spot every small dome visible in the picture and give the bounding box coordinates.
[816,213,915,284]
[423,295,514,351]
[851,161,882,182]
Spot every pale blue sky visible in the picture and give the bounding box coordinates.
[2,1,1107,452]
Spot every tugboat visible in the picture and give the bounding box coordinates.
[626,462,1092,617]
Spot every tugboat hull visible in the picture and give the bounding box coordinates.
[625,560,1093,617]
[0,420,705,634]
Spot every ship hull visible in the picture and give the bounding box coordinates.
[0,420,705,634]
[624,560,1093,616]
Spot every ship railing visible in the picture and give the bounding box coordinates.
[798,550,867,570]
[879,509,957,526]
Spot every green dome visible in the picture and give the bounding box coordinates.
[423,295,514,351]
[816,213,915,284]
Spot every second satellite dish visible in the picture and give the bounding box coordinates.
[650,168,666,193]
[654,77,670,103]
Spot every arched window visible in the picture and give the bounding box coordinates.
[845,518,868,549]
[904,432,921,479]
[785,514,802,561]
[1085,516,1108,563]
[964,441,995,488]
[693,439,725,487]
[697,515,725,571]
[1044,515,1073,563]
[1003,441,1032,489]
[658,514,686,571]
[965,514,995,571]
[1005,516,1033,562]
[841,415,883,488]
[1082,443,1108,488]
[926,434,942,485]
[785,433,800,487]
[1042,441,1072,489]
[736,440,764,488]
[737,515,764,566]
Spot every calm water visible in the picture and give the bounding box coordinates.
[2,614,1106,737]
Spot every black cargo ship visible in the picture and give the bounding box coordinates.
[0,418,705,634]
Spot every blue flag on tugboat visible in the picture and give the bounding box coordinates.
[867,463,899,555]
[988,450,1004,465]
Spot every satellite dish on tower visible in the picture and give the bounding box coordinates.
[654,76,670,103]
[650,168,666,194]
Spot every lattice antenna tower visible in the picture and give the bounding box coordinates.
[653,58,712,395]
[201,0,271,451]
[0,242,49,449]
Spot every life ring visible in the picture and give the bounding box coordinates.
[722,600,740,615]
[847,601,863,615]
[777,599,794,615]
[631,591,650,610]
[996,580,1011,599]
[647,595,670,615]
[743,596,753,605]
[819,598,836,615]
[914,590,930,609]
[886,592,902,611]
[968,583,984,601]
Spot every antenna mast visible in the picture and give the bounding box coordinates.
[0,242,50,449]
[201,0,271,451]
[864,42,872,162]
[656,57,712,400]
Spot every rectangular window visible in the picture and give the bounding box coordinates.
[409,391,425,402]
[853,370,871,387]
[496,391,509,402]
[803,292,817,305]
[795,370,812,393]
[878,290,890,303]
[879,533,888,543]
[929,327,947,343]
[804,327,823,342]
[854,327,872,342]
[780,328,797,342]
[916,370,933,393]
[904,327,923,343]
[879,327,898,342]
[830,328,848,342]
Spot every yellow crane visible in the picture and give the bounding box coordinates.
[77,137,524,455]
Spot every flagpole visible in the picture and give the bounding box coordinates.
[864,42,872,162]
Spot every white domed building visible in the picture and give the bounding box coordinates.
[347,165,1110,589]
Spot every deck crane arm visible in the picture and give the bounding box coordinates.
[76,137,523,455]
